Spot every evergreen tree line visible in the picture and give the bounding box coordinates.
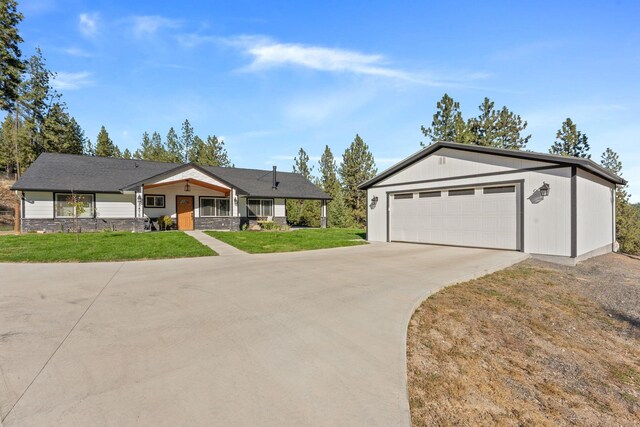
[88,119,232,167]
[286,134,376,229]
[422,93,639,254]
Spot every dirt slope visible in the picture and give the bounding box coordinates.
[407,253,640,426]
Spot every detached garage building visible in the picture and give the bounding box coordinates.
[359,141,625,265]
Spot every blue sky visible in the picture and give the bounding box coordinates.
[18,0,640,201]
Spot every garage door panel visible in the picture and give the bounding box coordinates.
[390,185,518,250]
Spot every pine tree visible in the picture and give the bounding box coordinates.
[122,148,132,159]
[190,135,232,166]
[293,147,313,179]
[550,118,591,158]
[151,131,167,161]
[327,189,352,228]
[492,106,531,150]
[317,145,351,227]
[0,0,25,113]
[467,97,498,147]
[601,148,639,254]
[66,118,86,155]
[318,145,340,196]
[40,102,70,153]
[180,119,194,163]
[339,134,377,227]
[95,126,117,157]
[287,147,317,226]
[14,48,58,171]
[165,127,183,163]
[421,93,468,145]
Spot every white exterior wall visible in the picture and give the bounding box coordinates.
[23,191,54,218]
[576,169,615,256]
[366,150,574,257]
[274,198,286,217]
[143,182,227,219]
[96,193,135,218]
[381,148,550,185]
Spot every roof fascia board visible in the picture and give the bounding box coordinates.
[358,141,624,189]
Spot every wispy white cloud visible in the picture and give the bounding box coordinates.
[79,13,99,38]
[52,72,92,90]
[63,47,93,58]
[130,15,181,38]
[178,34,489,87]
[224,35,435,84]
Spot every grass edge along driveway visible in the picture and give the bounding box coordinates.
[206,228,367,254]
[0,231,216,262]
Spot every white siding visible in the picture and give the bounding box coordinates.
[366,150,573,257]
[274,198,286,217]
[23,191,53,218]
[576,169,614,255]
[143,182,227,219]
[153,167,230,189]
[96,193,135,218]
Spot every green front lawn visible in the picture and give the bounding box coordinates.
[206,228,367,254]
[0,231,216,262]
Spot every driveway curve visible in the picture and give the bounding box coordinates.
[0,243,527,426]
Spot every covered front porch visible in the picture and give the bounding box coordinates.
[126,163,328,231]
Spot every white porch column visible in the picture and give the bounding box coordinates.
[231,188,238,217]
[321,199,327,228]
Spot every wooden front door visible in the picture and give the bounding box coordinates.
[176,196,194,230]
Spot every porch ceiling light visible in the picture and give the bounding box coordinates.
[184,181,191,192]
[539,182,550,197]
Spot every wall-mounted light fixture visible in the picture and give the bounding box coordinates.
[370,195,379,208]
[184,180,191,192]
[539,182,550,197]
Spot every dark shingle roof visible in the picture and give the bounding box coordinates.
[358,141,626,189]
[12,153,330,199]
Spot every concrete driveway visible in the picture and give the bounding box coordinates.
[0,243,527,426]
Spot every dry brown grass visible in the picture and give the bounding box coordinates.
[407,253,640,427]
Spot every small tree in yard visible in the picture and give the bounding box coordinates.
[66,191,86,242]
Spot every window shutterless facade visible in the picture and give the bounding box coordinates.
[54,193,94,218]
[200,197,230,217]
[247,199,273,217]
[144,194,165,208]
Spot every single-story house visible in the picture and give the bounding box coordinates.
[11,153,330,232]
[358,141,626,265]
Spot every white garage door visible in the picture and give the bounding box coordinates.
[389,185,519,250]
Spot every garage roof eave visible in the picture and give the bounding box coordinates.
[358,141,626,189]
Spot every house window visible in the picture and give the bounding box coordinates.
[200,197,230,217]
[54,193,94,218]
[419,191,441,198]
[247,199,273,217]
[483,185,516,194]
[448,188,475,196]
[144,195,165,208]
[394,193,413,199]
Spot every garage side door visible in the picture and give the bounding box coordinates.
[389,185,519,250]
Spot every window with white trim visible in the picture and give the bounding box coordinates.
[144,195,165,208]
[247,199,273,217]
[54,193,94,218]
[200,197,230,217]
